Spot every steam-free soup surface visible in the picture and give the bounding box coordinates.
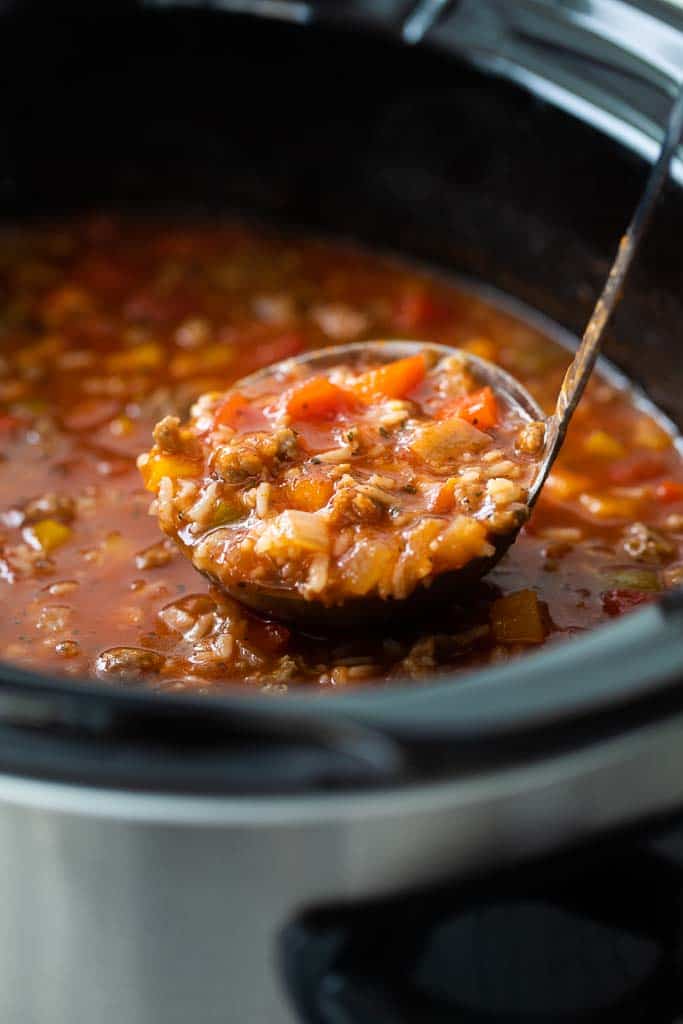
[1,217,682,693]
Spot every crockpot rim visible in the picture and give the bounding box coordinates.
[0,597,681,795]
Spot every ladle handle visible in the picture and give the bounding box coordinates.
[535,81,683,496]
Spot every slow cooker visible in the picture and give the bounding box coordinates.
[1,1,683,1021]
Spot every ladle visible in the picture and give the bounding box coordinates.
[214,84,683,628]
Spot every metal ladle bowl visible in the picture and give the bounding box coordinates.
[206,84,683,629]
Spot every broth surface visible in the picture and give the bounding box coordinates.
[1,217,682,693]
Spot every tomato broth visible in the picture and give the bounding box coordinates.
[0,217,681,693]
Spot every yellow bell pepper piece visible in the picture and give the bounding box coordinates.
[544,468,590,501]
[170,344,234,379]
[107,342,163,373]
[109,415,134,437]
[578,491,639,521]
[139,452,202,492]
[27,519,72,553]
[461,336,498,362]
[583,429,625,459]
[491,589,546,644]
[633,416,671,451]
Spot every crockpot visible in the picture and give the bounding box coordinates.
[1,1,683,1021]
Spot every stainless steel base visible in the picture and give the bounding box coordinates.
[2,710,683,1023]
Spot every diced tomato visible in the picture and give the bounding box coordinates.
[247,617,291,654]
[289,421,339,454]
[393,287,449,330]
[0,414,21,433]
[286,377,354,421]
[354,353,426,400]
[215,392,247,429]
[655,480,683,503]
[439,386,499,430]
[214,392,265,433]
[602,589,656,617]
[607,453,668,485]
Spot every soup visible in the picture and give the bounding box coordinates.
[1,217,681,693]
[141,347,542,609]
